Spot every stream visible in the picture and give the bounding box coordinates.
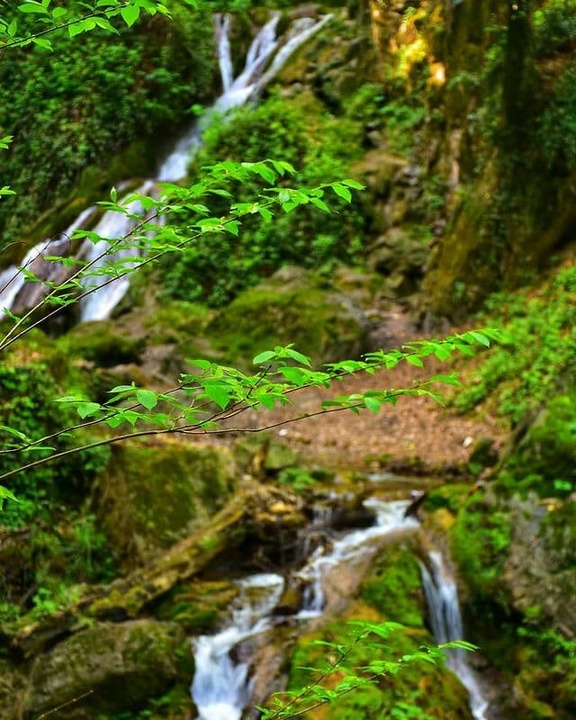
[190,497,491,720]
[0,10,333,324]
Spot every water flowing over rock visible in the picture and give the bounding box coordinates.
[421,550,490,720]
[0,10,333,324]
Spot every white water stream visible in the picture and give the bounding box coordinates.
[190,501,493,720]
[0,11,333,324]
[190,499,418,720]
[421,550,490,720]
[192,573,285,720]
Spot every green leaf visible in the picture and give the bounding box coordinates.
[76,402,102,419]
[136,388,158,410]
[32,37,52,50]
[18,2,50,14]
[331,183,352,202]
[342,178,365,190]
[283,347,312,367]
[469,330,491,347]
[203,382,231,410]
[310,196,330,213]
[0,486,20,508]
[405,354,424,368]
[364,396,381,413]
[429,373,461,387]
[253,350,277,364]
[120,4,140,26]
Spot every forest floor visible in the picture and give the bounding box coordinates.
[217,307,509,475]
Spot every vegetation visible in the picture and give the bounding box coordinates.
[2,1,576,719]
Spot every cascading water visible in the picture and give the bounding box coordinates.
[191,573,285,720]
[0,10,334,325]
[421,550,490,720]
[190,498,419,717]
[296,498,419,616]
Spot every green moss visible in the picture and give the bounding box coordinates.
[450,493,511,608]
[57,321,146,367]
[495,393,576,499]
[208,269,368,367]
[94,440,236,564]
[423,485,471,515]
[156,580,238,633]
[360,544,426,629]
[286,615,472,720]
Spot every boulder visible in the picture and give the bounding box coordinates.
[93,438,237,567]
[208,267,370,367]
[21,620,191,720]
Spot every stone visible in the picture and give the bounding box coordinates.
[21,620,191,720]
[208,267,370,367]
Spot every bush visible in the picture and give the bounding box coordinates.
[0,3,216,247]
[159,96,366,306]
[538,63,576,172]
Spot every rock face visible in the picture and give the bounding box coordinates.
[209,266,370,366]
[93,439,237,567]
[21,620,191,720]
[503,495,576,637]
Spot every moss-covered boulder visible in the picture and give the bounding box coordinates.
[496,393,576,499]
[286,606,473,720]
[57,320,146,367]
[93,438,237,566]
[20,620,193,720]
[360,540,427,629]
[208,267,370,367]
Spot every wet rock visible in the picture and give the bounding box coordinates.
[21,620,190,720]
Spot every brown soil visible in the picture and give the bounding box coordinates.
[215,308,508,475]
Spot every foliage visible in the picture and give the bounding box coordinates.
[345,83,426,158]
[454,263,576,424]
[160,96,366,306]
[537,62,576,172]
[534,0,576,55]
[0,353,111,513]
[0,0,215,247]
[265,621,475,720]
[495,392,576,499]
[0,330,501,487]
[450,492,511,605]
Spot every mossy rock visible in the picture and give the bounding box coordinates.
[360,541,426,628]
[21,620,192,720]
[496,393,576,499]
[286,602,473,720]
[93,438,237,566]
[449,491,512,610]
[208,267,369,367]
[57,320,145,367]
[143,300,215,345]
[155,579,238,633]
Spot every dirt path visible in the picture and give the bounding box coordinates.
[223,309,507,474]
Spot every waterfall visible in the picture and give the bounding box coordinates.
[190,499,419,717]
[191,573,285,720]
[296,499,418,616]
[421,551,490,720]
[0,10,333,324]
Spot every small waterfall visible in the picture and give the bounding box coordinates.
[297,499,419,616]
[0,10,333,324]
[421,551,490,720]
[77,179,157,322]
[191,573,284,720]
[190,499,419,716]
[0,206,96,321]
